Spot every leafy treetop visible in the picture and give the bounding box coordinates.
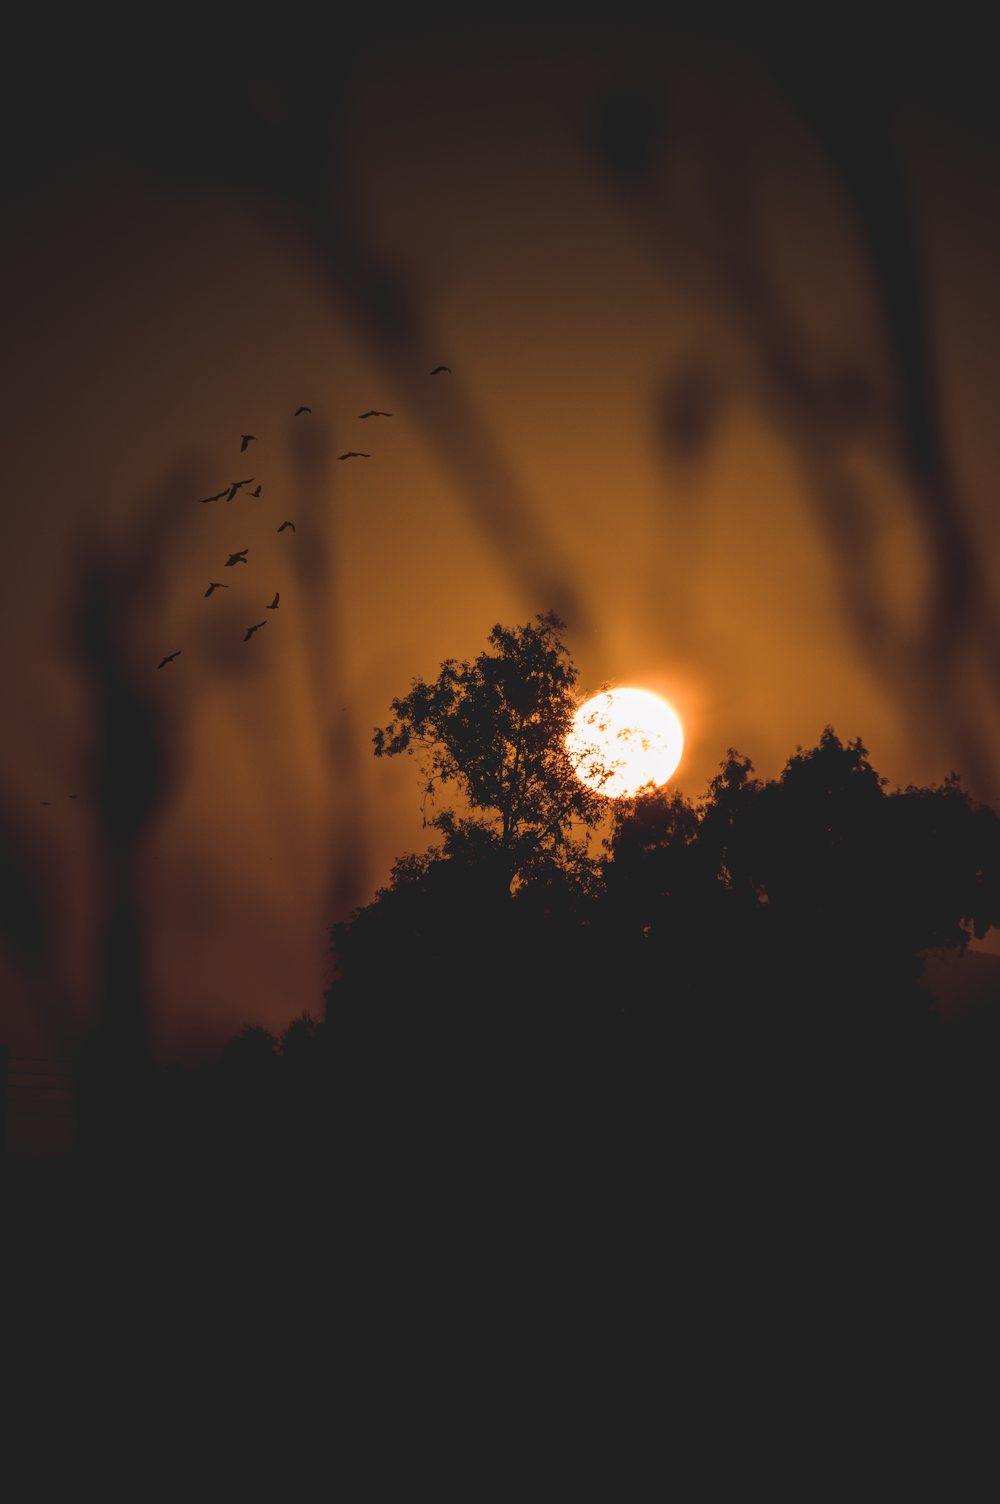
[373,610,612,890]
[606,726,1000,968]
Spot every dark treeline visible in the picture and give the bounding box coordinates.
[6,614,1000,1467]
[163,720,1000,1210]
[135,614,1000,1301]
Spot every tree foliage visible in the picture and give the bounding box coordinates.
[372,610,611,892]
[604,727,1000,1038]
[171,708,1000,1293]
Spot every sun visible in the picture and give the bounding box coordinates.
[566,688,684,800]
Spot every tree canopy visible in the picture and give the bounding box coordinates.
[608,727,1000,947]
[603,728,1000,1049]
[372,610,611,893]
[349,624,1000,1048]
[146,680,1000,1345]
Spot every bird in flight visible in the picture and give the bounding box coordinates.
[338,452,370,460]
[225,550,249,567]
[240,435,256,452]
[277,521,295,533]
[266,592,279,610]
[69,794,78,798]
[158,651,182,668]
[226,478,254,501]
[244,621,266,642]
[359,410,393,418]
[249,485,262,497]
[204,582,229,596]
[197,488,230,505]
[431,366,451,375]
[42,801,51,806]
[294,406,311,416]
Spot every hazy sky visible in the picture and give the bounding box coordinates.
[3,5,1000,1084]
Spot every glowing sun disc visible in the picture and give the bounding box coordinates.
[566,688,683,799]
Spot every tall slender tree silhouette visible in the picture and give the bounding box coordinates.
[372,610,612,895]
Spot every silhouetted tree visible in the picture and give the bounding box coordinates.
[328,610,621,1102]
[170,689,1000,1302]
[372,610,612,896]
[613,730,1000,1027]
[602,727,1000,1219]
[322,614,630,1219]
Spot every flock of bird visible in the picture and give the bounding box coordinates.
[155,368,452,672]
[40,370,452,804]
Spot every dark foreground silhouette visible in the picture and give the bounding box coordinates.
[4,616,999,1470]
[6,738,998,1447]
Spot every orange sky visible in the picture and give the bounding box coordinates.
[3,13,1000,1094]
